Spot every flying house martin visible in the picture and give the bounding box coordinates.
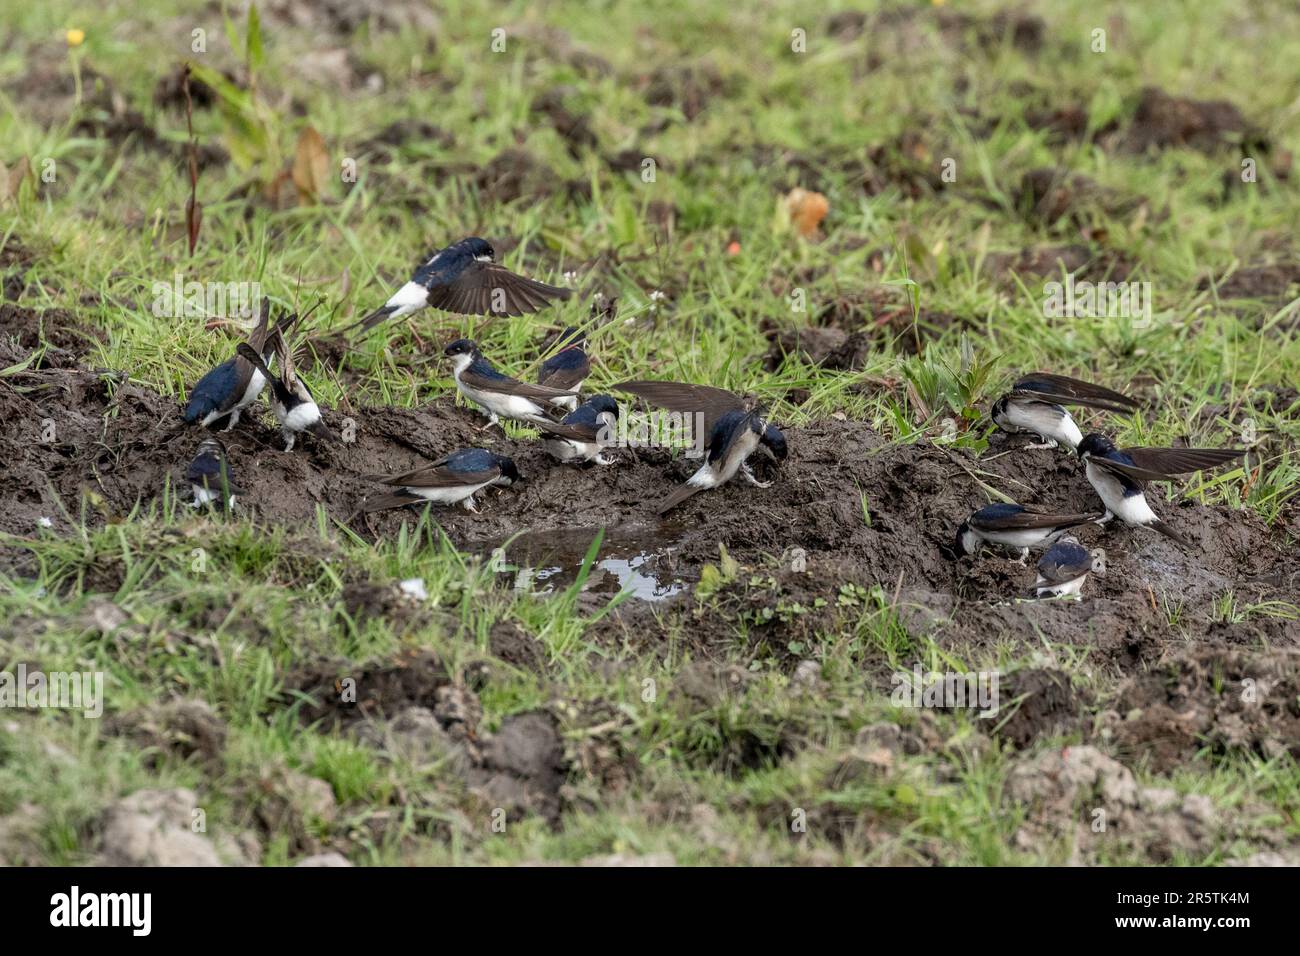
[953,503,1103,563]
[361,448,520,514]
[1077,433,1246,545]
[347,237,571,335]
[1031,535,1092,599]
[537,327,590,411]
[992,372,1138,450]
[444,338,576,427]
[185,438,239,510]
[183,302,296,431]
[653,408,788,515]
[234,337,333,452]
[535,394,619,465]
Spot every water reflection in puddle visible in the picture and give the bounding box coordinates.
[472,526,688,602]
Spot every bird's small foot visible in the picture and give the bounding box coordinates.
[462,496,480,514]
[741,464,772,488]
[283,434,296,453]
[1023,439,1058,450]
[1016,549,1030,566]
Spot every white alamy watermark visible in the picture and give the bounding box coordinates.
[601,407,707,458]
[151,274,262,319]
[50,886,151,936]
[890,665,1000,718]
[0,664,103,718]
[1043,276,1153,326]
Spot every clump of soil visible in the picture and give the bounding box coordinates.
[639,62,732,120]
[1198,263,1300,301]
[1111,646,1300,773]
[1123,86,1264,154]
[990,668,1086,749]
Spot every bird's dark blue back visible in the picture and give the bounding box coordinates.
[413,238,488,288]
[184,359,238,421]
[974,502,1026,522]
[465,354,506,380]
[707,410,759,465]
[443,448,502,472]
[540,346,587,375]
[185,452,223,483]
[1045,539,1090,566]
[564,394,617,425]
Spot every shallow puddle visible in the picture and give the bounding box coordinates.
[470,525,690,602]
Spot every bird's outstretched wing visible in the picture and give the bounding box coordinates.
[1008,372,1138,413]
[1095,447,1246,483]
[426,262,572,317]
[614,380,748,434]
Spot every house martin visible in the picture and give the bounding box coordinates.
[347,237,571,335]
[444,338,576,427]
[652,408,787,515]
[1031,535,1092,599]
[992,372,1138,450]
[534,394,619,465]
[182,301,294,431]
[361,448,521,514]
[184,438,239,510]
[537,327,590,411]
[234,336,333,452]
[611,377,780,486]
[1077,433,1246,545]
[953,503,1103,563]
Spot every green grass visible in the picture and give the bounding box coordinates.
[1,0,1298,865]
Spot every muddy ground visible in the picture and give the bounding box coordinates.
[3,304,1296,689]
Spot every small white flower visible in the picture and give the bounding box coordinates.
[398,578,428,602]
[37,516,53,528]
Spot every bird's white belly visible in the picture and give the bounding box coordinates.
[1086,462,1157,525]
[281,400,321,432]
[712,429,761,485]
[545,438,596,462]
[458,381,545,420]
[192,485,220,505]
[407,480,494,506]
[982,527,1051,549]
[1036,573,1087,597]
[1004,402,1081,447]
[236,369,266,409]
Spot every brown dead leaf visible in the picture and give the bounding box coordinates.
[785,187,829,238]
[1,157,31,205]
[292,126,330,205]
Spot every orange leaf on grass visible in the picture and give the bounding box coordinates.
[785,187,829,238]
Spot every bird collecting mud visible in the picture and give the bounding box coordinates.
[613,380,788,514]
[362,448,521,514]
[1077,434,1247,544]
[183,303,295,431]
[952,503,1103,563]
[991,372,1138,450]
